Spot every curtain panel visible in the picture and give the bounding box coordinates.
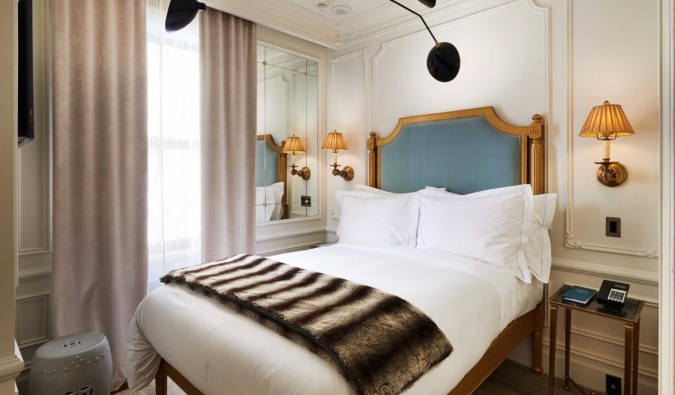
[200,8,257,261]
[52,0,148,389]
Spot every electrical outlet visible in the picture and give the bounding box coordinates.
[606,374,621,395]
[301,195,311,207]
[606,217,621,238]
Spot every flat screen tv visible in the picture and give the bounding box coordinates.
[18,0,34,147]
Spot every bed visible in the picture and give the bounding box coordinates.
[256,134,288,221]
[126,106,547,395]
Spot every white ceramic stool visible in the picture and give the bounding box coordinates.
[28,332,112,395]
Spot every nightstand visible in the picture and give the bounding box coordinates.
[548,284,644,395]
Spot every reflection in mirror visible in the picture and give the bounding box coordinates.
[256,43,319,222]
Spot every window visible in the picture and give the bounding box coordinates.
[147,0,201,291]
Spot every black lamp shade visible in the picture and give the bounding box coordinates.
[427,42,460,82]
[417,0,436,7]
[165,0,206,32]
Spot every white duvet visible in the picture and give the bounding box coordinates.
[126,244,542,394]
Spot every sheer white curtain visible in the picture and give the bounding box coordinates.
[147,0,201,291]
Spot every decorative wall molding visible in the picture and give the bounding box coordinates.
[552,257,659,287]
[543,338,658,386]
[561,0,658,259]
[328,48,368,219]
[568,325,659,358]
[15,293,51,351]
[255,226,327,244]
[17,265,51,282]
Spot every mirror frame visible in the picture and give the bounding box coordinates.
[256,41,323,226]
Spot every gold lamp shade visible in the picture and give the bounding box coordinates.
[322,131,348,152]
[578,101,634,187]
[579,101,635,139]
[282,135,306,153]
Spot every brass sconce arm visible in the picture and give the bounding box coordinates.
[330,162,354,181]
[594,160,627,187]
[290,164,311,180]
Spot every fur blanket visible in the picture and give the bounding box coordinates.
[161,254,452,395]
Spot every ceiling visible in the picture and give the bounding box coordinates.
[206,0,448,49]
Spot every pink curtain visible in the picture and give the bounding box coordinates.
[52,0,148,389]
[200,8,257,261]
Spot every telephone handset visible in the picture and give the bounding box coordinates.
[597,280,630,309]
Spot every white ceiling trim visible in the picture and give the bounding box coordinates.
[205,0,477,49]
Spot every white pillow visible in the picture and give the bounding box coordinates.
[267,182,285,220]
[334,190,391,209]
[422,185,556,283]
[526,194,556,282]
[337,194,419,247]
[417,186,533,282]
[354,184,392,194]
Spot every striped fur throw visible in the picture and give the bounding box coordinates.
[161,254,453,395]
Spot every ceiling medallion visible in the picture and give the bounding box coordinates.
[313,0,334,11]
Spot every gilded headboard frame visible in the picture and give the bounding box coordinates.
[367,107,545,195]
[257,134,289,219]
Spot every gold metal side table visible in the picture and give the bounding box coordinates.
[548,284,644,395]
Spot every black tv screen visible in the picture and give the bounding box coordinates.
[18,0,34,147]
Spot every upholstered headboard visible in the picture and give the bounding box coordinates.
[367,107,545,195]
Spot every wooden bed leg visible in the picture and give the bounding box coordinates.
[156,360,168,395]
[532,302,544,374]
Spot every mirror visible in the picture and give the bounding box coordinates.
[256,43,319,223]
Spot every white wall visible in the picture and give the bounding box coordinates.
[328,0,662,393]
[1,0,24,391]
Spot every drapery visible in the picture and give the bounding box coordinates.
[147,0,201,292]
[200,8,257,261]
[52,0,147,390]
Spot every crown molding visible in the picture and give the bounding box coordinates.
[206,0,516,49]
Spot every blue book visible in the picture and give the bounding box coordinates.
[562,286,596,305]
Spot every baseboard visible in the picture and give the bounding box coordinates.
[510,336,658,395]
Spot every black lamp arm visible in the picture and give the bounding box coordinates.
[389,0,439,46]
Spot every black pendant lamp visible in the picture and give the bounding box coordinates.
[165,0,206,32]
[389,0,460,82]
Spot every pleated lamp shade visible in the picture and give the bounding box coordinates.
[282,136,306,153]
[322,131,348,152]
[579,101,635,138]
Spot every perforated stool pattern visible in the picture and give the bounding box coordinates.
[28,332,112,395]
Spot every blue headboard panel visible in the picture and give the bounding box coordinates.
[379,117,521,194]
[256,139,279,187]
[370,108,545,195]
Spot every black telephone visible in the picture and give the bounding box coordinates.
[597,280,630,309]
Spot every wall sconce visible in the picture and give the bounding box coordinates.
[322,131,354,181]
[282,135,311,180]
[579,101,635,187]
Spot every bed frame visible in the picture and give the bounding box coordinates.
[155,106,546,395]
[256,134,288,220]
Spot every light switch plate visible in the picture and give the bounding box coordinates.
[606,374,621,395]
[606,217,621,238]
[301,195,311,207]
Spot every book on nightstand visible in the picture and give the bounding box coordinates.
[562,286,596,305]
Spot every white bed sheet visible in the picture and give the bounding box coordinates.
[126,244,543,395]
